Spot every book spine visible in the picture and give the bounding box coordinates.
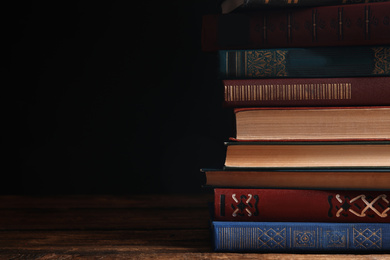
[219,46,390,78]
[204,169,390,190]
[222,77,390,107]
[212,221,390,252]
[222,0,385,14]
[214,188,390,223]
[203,2,390,51]
[240,0,390,9]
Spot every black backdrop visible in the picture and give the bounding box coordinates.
[6,1,233,194]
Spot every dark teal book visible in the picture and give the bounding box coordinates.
[219,45,390,78]
[212,221,390,253]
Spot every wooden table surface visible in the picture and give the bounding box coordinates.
[0,193,389,259]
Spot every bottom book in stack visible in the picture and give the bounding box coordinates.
[202,167,390,253]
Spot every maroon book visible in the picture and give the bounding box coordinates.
[223,77,390,107]
[202,2,390,51]
[214,188,390,223]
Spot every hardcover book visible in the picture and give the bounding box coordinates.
[219,46,390,78]
[212,221,390,252]
[203,2,390,50]
[224,141,390,168]
[221,0,390,14]
[214,188,390,222]
[202,168,390,189]
[223,77,390,107]
[231,106,390,141]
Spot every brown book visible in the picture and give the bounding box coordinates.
[223,77,390,107]
[221,0,390,14]
[202,168,390,189]
[224,142,390,168]
[232,107,390,141]
[202,2,390,51]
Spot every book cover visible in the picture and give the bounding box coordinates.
[224,141,390,168]
[231,106,390,141]
[203,2,390,51]
[202,168,390,190]
[223,77,390,107]
[214,188,390,222]
[212,221,390,252]
[221,0,390,14]
[219,46,390,79]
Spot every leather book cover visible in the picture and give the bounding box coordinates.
[221,0,388,14]
[212,221,390,252]
[223,0,390,13]
[219,46,390,78]
[202,2,390,51]
[214,188,390,223]
[222,77,390,107]
[202,168,390,190]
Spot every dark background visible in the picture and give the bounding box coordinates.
[6,1,233,194]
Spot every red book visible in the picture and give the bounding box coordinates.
[223,77,390,108]
[214,188,390,223]
[202,2,390,51]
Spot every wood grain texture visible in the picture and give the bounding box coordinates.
[0,194,389,259]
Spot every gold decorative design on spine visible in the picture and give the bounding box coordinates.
[365,6,370,37]
[312,10,317,40]
[263,16,268,44]
[339,8,343,39]
[246,50,288,77]
[226,83,352,101]
[287,13,292,43]
[372,47,390,74]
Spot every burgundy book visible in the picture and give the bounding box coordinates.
[223,77,390,107]
[221,0,390,14]
[214,188,390,223]
[202,2,390,51]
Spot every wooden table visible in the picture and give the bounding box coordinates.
[0,194,389,259]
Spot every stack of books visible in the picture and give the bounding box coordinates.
[201,0,390,253]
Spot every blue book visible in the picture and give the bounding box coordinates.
[219,45,390,79]
[212,221,390,253]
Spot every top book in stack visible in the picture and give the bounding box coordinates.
[202,1,390,51]
[221,0,390,14]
